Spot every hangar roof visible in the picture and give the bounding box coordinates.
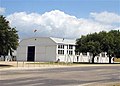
[50,37,76,45]
[20,37,76,45]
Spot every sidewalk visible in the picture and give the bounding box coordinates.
[0,61,120,71]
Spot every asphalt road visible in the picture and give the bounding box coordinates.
[0,66,120,86]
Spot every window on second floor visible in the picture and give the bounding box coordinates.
[69,45,73,49]
[58,45,64,49]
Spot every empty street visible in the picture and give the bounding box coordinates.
[0,65,120,86]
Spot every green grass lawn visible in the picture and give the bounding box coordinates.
[26,62,73,65]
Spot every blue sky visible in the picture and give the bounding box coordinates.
[1,0,120,18]
[0,0,120,39]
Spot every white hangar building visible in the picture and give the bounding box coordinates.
[17,37,76,62]
[17,37,110,63]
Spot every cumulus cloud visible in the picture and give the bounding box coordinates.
[90,11,120,24]
[6,10,120,39]
[0,7,5,14]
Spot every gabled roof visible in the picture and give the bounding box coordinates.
[20,37,76,45]
[50,37,76,45]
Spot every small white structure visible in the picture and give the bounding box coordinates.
[0,50,17,61]
[17,37,110,63]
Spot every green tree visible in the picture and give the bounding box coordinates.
[76,33,101,63]
[100,30,120,63]
[109,30,120,58]
[99,31,114,63]
[0,15,19,60]
[76,30,120,64]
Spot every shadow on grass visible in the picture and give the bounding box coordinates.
[0,64,13,69]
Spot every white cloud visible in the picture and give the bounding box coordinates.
[6,10,120,39]
[0,7,5,14]
[90,11,120,24]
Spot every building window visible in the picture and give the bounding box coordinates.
[67,45,73,49]
[58,50,64,55]
[67,45,74,55]
[69,50,73,55]
[67,50,73,55]
[58,45,64,55]
[67,50,68,54]
[67,45,68,49]
[58,45,64,49]
[69,45,73,49]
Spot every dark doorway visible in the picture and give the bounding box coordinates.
[27,46,35,61]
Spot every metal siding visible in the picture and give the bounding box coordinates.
[17,37,56,62]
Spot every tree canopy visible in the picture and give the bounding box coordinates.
[109,30,120,58]
[76,33,102,63]
[0,15,19,58]
[76,30,120,63]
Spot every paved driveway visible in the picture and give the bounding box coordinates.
[0,66,120,86]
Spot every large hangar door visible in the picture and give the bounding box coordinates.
[27,46,35,61]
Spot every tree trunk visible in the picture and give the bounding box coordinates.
[109,55,112,63]
[3,55,6,61]
[92,55,95,63]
